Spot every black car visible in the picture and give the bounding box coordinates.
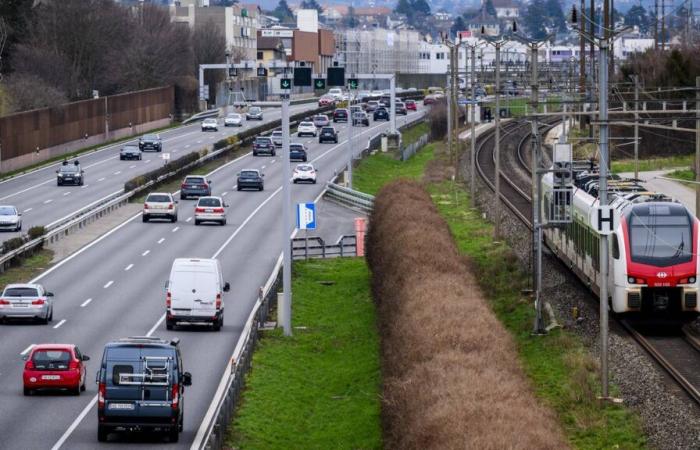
[56,160,84,186]
[180,175,211,200]
[352,112,370,126]
[253,137,275,156]
[237,169,264,191]
[138,134,162,152]
[373,108,389,121]
[319,127,338,144]
[333,109,348,123]
[246,106,263,120]
[289,143,308,162]
[395,102,407,115]
[96,336,192,443]
[119,145,142,161]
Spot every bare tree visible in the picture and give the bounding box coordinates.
[4,74,68,113]
[192,19,226,104]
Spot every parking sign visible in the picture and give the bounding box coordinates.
[296,203,316,230]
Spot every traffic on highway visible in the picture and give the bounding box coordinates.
[0,97,424,449]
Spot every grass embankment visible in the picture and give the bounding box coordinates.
[611,154,693,174]
[227,258,382,449]
[0,249,54,291]
[400,121,429,145]
[355,142,647,448]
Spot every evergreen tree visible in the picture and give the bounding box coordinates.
[272,0,293,22]
[624,4,649,33]
[484,0,497,17]
[300,0,323,14]
[544,0,567,32]
[451,16,466,36]
[522,0,548,39]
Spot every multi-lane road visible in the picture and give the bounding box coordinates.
[0,103,317,240]
[0,104,424,449]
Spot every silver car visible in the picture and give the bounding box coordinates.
[201,118,218,131]
[0,205,21,231]
[143,193,178,223]
[224,113,243,127]
[271,130,283,147]
[194,196,228,226]
[0,283,54,323]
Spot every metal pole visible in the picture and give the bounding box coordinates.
[390,75,396,134]
[348,87,354,188]
[447,69,452,158]
[470,45,477,206]
[281,91,292,336]
[634,75,639,180]
[494,43,501,239]
[695,77,700,216]
[598,40,610,399]
[579,0,586,131]
[531,43,545,334]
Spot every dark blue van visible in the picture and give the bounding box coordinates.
[96,337,192,443]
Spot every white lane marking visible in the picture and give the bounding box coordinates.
[45,188,123,229]
[157,237,165,244]
[20,344,35,356]
[221,192,228,197]
[171,227,179,233]
[145,160,151,164]
[261,165,266,170]
[114,171,121,175]
[80,298,93,307]
[142,250,150,256]
[185,144,191,148]
[271,159,276,164]
[146,314,166,337]
[97,177,106,182]
[186,217,192,222]
[80,185,88,189]
[50,396,98,450]
[124,264,133,271]
[0,179,53,201]
[63,192,71,196]
[129,165,136,169]
[196,140,203,144]
[43,199,53,204]
[103,280,113,289]
[23,208,32,213]
[53,319,66,329]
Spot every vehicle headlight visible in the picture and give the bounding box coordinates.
[690,276,697,284]
[58,173,64,177]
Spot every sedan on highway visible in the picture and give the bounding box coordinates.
[297,121,317,137]
[180,175,212,200]
[224,113,243,127]
[0,205,22,231]
[405,99,417,111]
[319,126,338,144]
[253,136,275,156]
[365,100,380,112]
[289,143,308,162]
[395,102,408,115]
[292,164,317,184]
[194,196,228,225]
[352,111,370,126]
[23,344,89,396]
[373,108,389,121]
[56,160,84,186]
[237,169,264,191]
[119,145,142,161]
[0,283,54,324]
[313,114,330,128]
[138,134,162,152]
[246,106,263,120]
[318,95,335,107]
[143,193,178,223]
[271,130,283,147]
[333,109,349,123]
[201,118,219,132]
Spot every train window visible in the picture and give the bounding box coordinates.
[628,205,692,266]
[612,233,620,260]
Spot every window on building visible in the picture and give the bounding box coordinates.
[257,51,263,60]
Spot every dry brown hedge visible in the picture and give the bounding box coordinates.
[366,180,570,450]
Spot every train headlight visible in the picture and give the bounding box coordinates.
[627,276,636,284]
[627,276,646,284]
[690,277,696,284]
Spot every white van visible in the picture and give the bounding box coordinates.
[327,88,343,101]
[165,258,230,331]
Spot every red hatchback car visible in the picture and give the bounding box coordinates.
[405,99,417,111]
[23,344,89,396]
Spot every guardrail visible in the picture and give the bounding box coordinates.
[291,235,357,260]
[182,109,220,125]
[401,134,429,161]
[324,183,374,213]
[192,254,282,450]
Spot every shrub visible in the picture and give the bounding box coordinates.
[3,237,26,254]
[124,152,200,192]
[28,226,46,240]
[366,180,569,450]
[427,100,448,141]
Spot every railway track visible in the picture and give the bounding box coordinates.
[473,118,700,407]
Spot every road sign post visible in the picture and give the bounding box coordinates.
[297,202,317,261]
[280,72,292,336]
[314,78,326,90]
[347,82,356,188]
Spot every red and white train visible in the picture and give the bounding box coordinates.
[542,168,700,314]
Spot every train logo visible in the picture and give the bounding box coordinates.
[657,272,668,279]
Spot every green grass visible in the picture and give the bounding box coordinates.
[667,168,694,182]
[353,143,435,196]
[228,258,382,450]
[350,141,647,449]
[401,121,429,145]
[0,122,181,181]
[611,154,694,174]
[0,249,54,292]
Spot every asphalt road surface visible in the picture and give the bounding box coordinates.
[0,106,425,450]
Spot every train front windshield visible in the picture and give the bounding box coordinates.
[628,204,693,266]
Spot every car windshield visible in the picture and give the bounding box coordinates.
[322,128,334,133]
[256,137,270,144]
[185,177,205,184]
[297,165,313,171]
[628,204,693,266]
[272,131,282,136]
[314,116,327,121]
[336,110,347,114]
[4,287,39,297]
[142,134,157,140]
[0,207,16,215]
[353,112,365,118]
[227,114,240,118]
[146,194,171,203]
[204,119,216,123]
[122,146,138,151]
[59,165,78,173]
[249,107,261,113]
[300,122,313,127]
[32,350,71,369]
[198,198,222,207]
[240,171,258,178]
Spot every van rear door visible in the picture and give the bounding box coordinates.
[170,270,198,316]
[190,270,218,317]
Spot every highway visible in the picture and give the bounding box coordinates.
[0,103,318,240]
[0,105,424,449]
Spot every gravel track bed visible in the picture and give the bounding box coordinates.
[459,132,700,450]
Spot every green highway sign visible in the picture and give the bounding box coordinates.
[314,78,326,89]
[347,78,359,89]
[280,78,292,90]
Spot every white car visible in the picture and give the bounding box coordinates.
[371,90,383,97]
[194,196,228,226]
[297,121,317,137]
[327,88,344,101]
[224,113,243,127]
[292,164,317,184]
[0,205,22,231]
[143,193,178,223]
[201,118,218,132]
